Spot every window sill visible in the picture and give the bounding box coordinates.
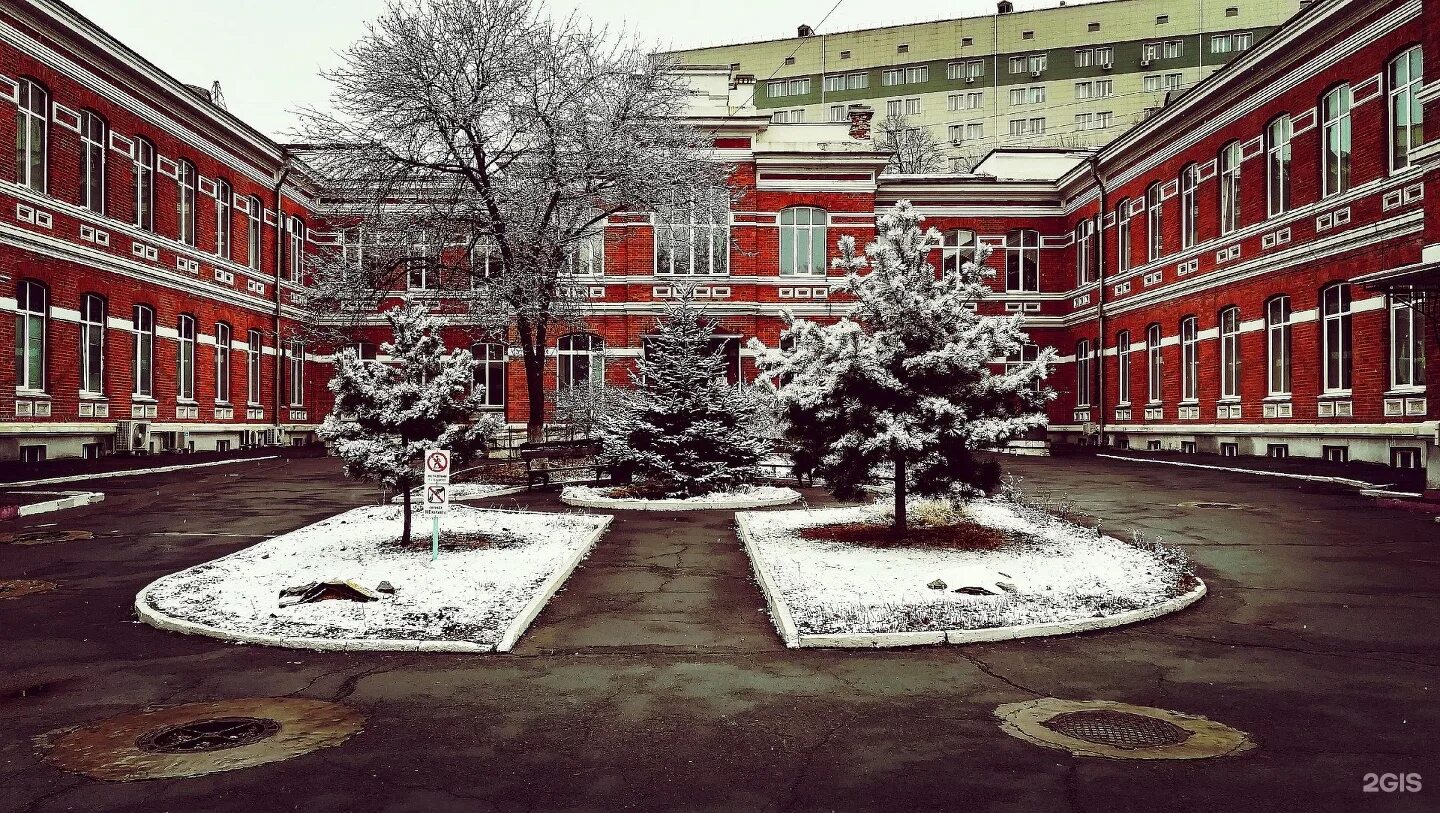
[15,389,50,398]
[1385,387,1426,396]
[78,392,108,401]
[1318,391,1352,399]
[176,398,198,405]
[1263,394,1292,401]
[132,395,157,403]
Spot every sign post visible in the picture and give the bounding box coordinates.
[423,449,451,563]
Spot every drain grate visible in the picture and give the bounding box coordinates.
[1040,709,1192,750]
[135,717,281,754]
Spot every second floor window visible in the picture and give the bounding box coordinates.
[1116,199,1132,273]
[1180,163,1198,248]
[288,340,304,406]
[247,197,263,271]
[215,180,232,260]
[178,160,197,245]
[1322,284,1352,392]
[16,78,47,192]
[1389,46,1423,171]
[133,305,154,397]
[79,293,105,396]
[1147,183,1164,261]
[177,315,197,400]
[941,229,980,276]
[288,217,305,282]
[1004,229,1040,292]
[1219,141,1242,235]
[566,231,604,276]
[1075,220,1094,285]
[1267,115,1292,216]
[779,207,827,276]
[1266,296,1292,396]
[1322,85,1352,197]
[134,138,155,231]
[80,110,106,214]
[656,196,729,276]
[1180,317,1199,401]
[1219,307,1242,399]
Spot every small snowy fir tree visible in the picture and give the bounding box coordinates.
[597,294,769,497]
[754,201,1054,530]
[318,300,499,544]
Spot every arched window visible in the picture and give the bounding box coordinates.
[134,138,156,231]
[1390,293,1426,389]
[1074,340,1091,407]
[1266,115,1292,216]
[215,179,233,260]
[79,293,106,396]
[472,343,507,409]
[1322,84,1352,196]
[1218,307,1242,399]
[246,329,263,405]
[247,196,263,271]
[1389,45,1423,171]
[1116,330,1132,405]
[1266,296,1292,396]
[132,306,155,397]
[558,333,604,390]
[214,322,232,403]
[1218,142,1242,235]
[79,110,106,214]
[1004,228,1039,292]
[1146,323,1164,403]
[1324,282,1347,388]
[778,207,827,276]
[1180,316,1199,401]
[1115,199,1132,273]
[1146,182,1164,261]
[656,191,729,276]
[15,78,48,192]
[287,216,305,282]
[1179,163,1198,248]
[15,280,47,391]
[177,159,197,245]
[941,228,979,276]
[1321,284,1352,392]
[177,315,197,400]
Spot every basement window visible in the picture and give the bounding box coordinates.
[1322,445,1348,463]
[1267,444,1290,459]
[1220,442,1238,457]
[1156,14,1170,24]
[1180,441,1197,454]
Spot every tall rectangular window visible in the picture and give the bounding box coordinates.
[288,217,305,282]
[1075,340,1091,407]
[134,139,155,231]
[1004,229,1040,292]
[1219,141,1242,234]
[132,305,154,397]
[288,339,304,406]
[15,281,47,391]
[1180,317,1199,401]
[215,180,232,260]
[214,322,231,403]
[1180,164,1198,248]
[1117,331,1132,404]
[1390,295,1426,389]
[79,294,105,395]
[1147,324,1163,402]
[1266,296,1291,396]
[177,160,197,245]
[247,330,263,405]
[472,343,507,408]
[79,110,106,214]
[1389,46,1423,171]
[247,196,263,271]
[1075,220,1093,285]
[1267,115,1292,216]
[177,315,196,400]
[1147,183,1164,261]
[779,207,827,276]
[15,78,47,192]
[1322,284,1352,392]
[1116,200,1132,273]
[1322,85,1352,197]
[1219,307,1241,399]
[656,193,729,276]
[566,230,604,276]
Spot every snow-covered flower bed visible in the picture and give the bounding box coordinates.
[561,484,800,511]
[135,504,610,652]
[738,499,1203,648]
[391,482,524,503]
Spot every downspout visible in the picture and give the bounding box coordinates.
[273,150,294,431]
[1088,154,1108,446]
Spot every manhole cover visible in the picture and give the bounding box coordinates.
[1040,709,1191,750]
[995,698,1254,760]
[0,578,57,599]
[38,697,364,781]
[0,529,94,546]
[136,717,282,754]
[1177,501,1246,510]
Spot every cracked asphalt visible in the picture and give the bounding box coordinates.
[0,452,1436,812]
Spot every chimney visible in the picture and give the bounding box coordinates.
[798,24,815,37]
[997,1,1014,13]
[847,104,875,140]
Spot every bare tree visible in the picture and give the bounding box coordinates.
[296,0,729,441]
[875,114,946,175]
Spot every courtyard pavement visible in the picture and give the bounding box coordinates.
[0,453,1435,812]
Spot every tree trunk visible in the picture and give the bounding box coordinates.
[893,455,907,532]
[518,317,546,443]
[402,486,413,546]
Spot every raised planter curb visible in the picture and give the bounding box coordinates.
[562,486,801,511]
[134,509,611,654]
[735,509,1207,649]
[0,490,104,520]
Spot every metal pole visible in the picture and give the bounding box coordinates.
[431,515,439,562]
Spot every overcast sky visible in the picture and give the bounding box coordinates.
[65,0,1100,140]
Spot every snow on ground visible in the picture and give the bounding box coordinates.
[741,499,1193,637]
[392,482,522,503]
[562,484,800,510]
[137,504,609,650]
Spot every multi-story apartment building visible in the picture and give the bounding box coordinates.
[2,0,1436,499]
[667,0,1300,169]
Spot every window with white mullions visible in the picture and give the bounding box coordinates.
[177,315,197,401]
[288,339,305,406]
[1266,115,1292,216]
[247,196,263,271]
[133,305,154,397]
[1219,307,1242,399]
[79,293,106,396]
[15,78,47,193]
[15,280,48,392]
[656,193,729,276]
[1321,284,1352,392]
[1004,343,1041,393]
[1004,229,1039,292]
[1219,141,1242,235]
[1180,316,1198,402]
[1115,198,1132,273]
[214,322,232,403]
[1389,45,1423,172]
[1180,163,1198,248]
[1322,84,1352,197]
[566,230,604,277]
[941,228,980,277]
[246,329,263,405]
[1146,323,1164,403]
[79,110,106,214]
[134,138,156,232]
[215,179,233,260]
[557,333,605,390]
[178,160,197,245]
[778,207,828,276]
[1146,182,1164,261]
[288,216,306,283]
[1390,294,1426,389]
[1116,331,1131,405]
[1266,296,1292,396]
[1074,340,1092,407]
[472,343,507,408]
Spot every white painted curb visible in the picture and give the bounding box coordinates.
[561,487,801,511]
[735,510,1207,649]
[5,456,280,488]
[1095,454,1381,490]
[11,490,105,517]
[134,509,612,655]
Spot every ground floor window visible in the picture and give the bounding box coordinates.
[558,333,604,390]
[473,343,507,408]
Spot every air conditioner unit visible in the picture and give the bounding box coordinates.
[1100,61,1113,70]
[115,420,151,454]
[951,139,962,146]
[1031,69,1043,77]
[964,76,974,83]
[1140,58,1152,67]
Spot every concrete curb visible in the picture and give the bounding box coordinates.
[496,515,611,652]
[735,510,1207,649]
[134,509,612,655]
[562,487,801,512]
[5,456,280,488]
[1,490,105,519]
[1095,454,1380,490]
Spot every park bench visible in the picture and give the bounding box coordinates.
[518,440,606,489]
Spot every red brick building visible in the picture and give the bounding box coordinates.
[2,0,1436,495]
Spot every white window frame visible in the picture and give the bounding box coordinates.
[779,206,828,276]
[134,138,155,232]
[566,230,605,277]
[557,333,605,390]
[1075,340,1092,407]
[1322,84,1352,197]
[1219,307,1242,399]
[1267,115,1292,217]
[473,343,507,408]
[1180,316,1199,402]
[247,329,263,406]
[1389,45,1423,172]
[133,305,154,398]
[79,293,105,396]
[656,196,730,277]
[287,216,305,283]
[1004,229,1040,292]
[1117,330,1132,405]
[1147,323,1164,403]
[1180,163,1198,248]
[1322,284,1352,393]
[16,280,47,392]
[287,339,304,407]
[214,322,231,403]
[247,196,263,271]
[1266,296,1292,396]
[1116,199,1132,273]
[215,179,232,260]
[1147,183,1164,261]
[178,160,197,246]
[80,110,106,214]
[177,315,196,401]
[1390,294,1426,390]
[16,78,47,193]
[1219,141,1242,235]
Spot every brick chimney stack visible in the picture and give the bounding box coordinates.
[847,104,874,140]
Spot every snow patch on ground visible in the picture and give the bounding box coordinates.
[137,504,609,651]
[741,499,1195,640]
[561,484,801,510]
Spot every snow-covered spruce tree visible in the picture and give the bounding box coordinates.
[753,201,1054,531]
[319,300,500,545]
[597,295,769,498]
